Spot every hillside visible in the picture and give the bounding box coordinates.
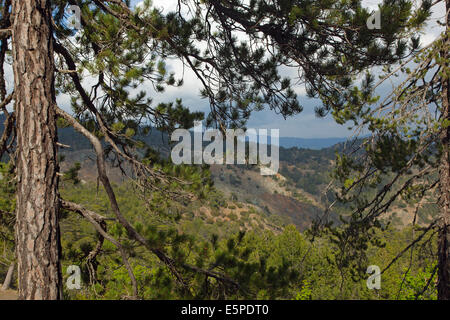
[53,123,345,231]
[1,115,435,230]
[56,127,440,231]
[0,120,441,301]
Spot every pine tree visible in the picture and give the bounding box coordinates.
[0,0,435,299]
[1,0,302,299]
[309,0,449,300]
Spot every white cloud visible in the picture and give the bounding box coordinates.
[4,0,444,139]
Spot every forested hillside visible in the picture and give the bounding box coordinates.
[54,127,440,231]
[1,158,438,299]
[0,0,448,302]
[0,116,441,300]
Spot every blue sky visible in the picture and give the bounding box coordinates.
[129,0,353,138]
[125,0,445,138]
[32,1,443,138]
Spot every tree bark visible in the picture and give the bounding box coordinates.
[11,0,62,300]
[1,262,14,291]
[437,0,450,300]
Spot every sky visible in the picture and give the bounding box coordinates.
[129,0,351,138]
[4,0,443,139]
[125,0,446,138]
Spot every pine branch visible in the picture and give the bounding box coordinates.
[60,199,139,299]
[0,29,11,40]
[381,220,438,275]
[56,106,243,293]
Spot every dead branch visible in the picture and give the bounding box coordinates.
[56,106,241,292]
[60,199,139,299]
[381,220,438,275]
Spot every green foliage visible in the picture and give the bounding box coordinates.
[0,162,16,285]
[62,162,82,185]
[395,262,437,300]
[1,0,442,300]
[295,280,312,300]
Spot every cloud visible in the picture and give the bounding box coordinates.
[5,0,442,139]
[135,0,446,137]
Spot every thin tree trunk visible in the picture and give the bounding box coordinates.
[11,0,62,300]
[1,262,14,291]
[437,0,450,300]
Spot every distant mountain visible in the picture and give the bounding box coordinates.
[279,137,349,150]
[58,128,349,151]
[2,114,433,230]
[0,114,350,151]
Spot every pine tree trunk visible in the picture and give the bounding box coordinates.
[11,0,62,300]
[1,262,15,291]
[437,0,450,300]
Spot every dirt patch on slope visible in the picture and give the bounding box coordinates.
[0,290,18,300]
